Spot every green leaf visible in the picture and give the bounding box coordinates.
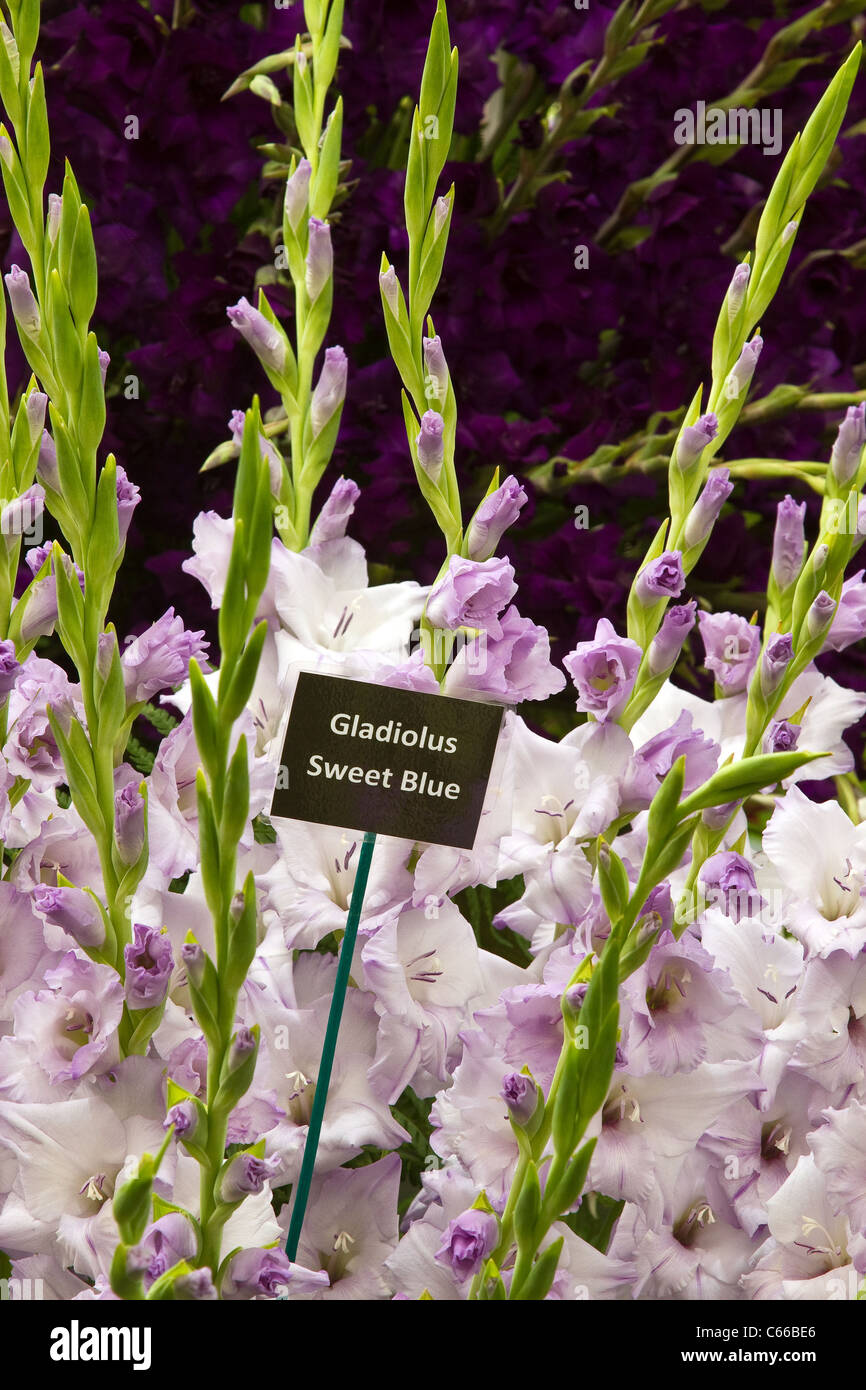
[510,1236,563,1301]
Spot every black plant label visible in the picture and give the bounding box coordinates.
[270,672,503,849]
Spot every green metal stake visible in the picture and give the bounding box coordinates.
[285,829,377,1262]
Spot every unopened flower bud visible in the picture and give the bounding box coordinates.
[723,335,762,401]
[647,600,696,676]
[676,412,717,471]
[24,389,47,443]
[227,296,288,375]
[310,345,347,437]
[500,1071,539,1128]
[683,468,733,548]
[422,334,448,403]
[806,589,836,640]
[305,217,332,302]
[432,194,450,239]
[829,403,866,487]
[635,550,685,606]
[416,410,445,482]
[726,262,750,322]
[379,264,401,317]
[434,1209,499,1281]
[4,264,40,336]
[181,941,206,989]
[47,192,62,244]
[283,157,311,232]
[31,882,105,949]
[763,719,800,754]
[220,1152,281,1204]
[124,923,173,1010]
[98,349,110,387]
[771,494,806,592]
[37,430,59,490]
[760,632,794,697]
[115,781,146,865]
[165,1100,198,1139]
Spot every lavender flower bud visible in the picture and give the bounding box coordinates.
[379,264,401,317]
[305,217,332,302]
[829,403,866,487]
[416,410,445,483]
[226,1026,257,1073]
[31,883,105,949]
[124,923,173,1010]
[723,335,762,401]
[310,345,347,437]
[432,194,450,239]
[220,1152,281,1204]
[165,1100,198,1139]
[763,719,800,754]
[226,297,287,375]
[635,550,685,606]
[647,599,697,676]
[465,475,528,561]
[683,468,733,548]
[771,494,806,592]
[175,1269,218,1300]
[24,390,47,443]
[115,782,146,865]
[760,632,794,697]
[116,466,141,545]
[726,262,750,322]
[806,589,836,640]
[422,334,449,403]
[47,192,62,244]
[98,349,110,388]
[701,799,739,831]
[700,852,762,923]
[0,131,14,169]
[283,157,311,232]
[96,630,115,685]
[37,429,59,490]
[500,1071,539,1128]
[676,412,717,471]
[4,264,40,336]
[434,1209,499,1281]
[181,941,206,989]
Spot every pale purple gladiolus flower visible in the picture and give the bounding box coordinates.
[465,475,528,561]
[220,1152,281,1204]
[676,412,717,470]
[175,1270,219,1300]
[121,608,208,703]
[683,469,733,548]
[0,638,20,696]
[635,550,685,606]
[284,157,311,231]
[426,555,517,640]
[416,410,445,482]
[821,571,866,652]
[124,924,173,1010]
[222,1249,329,1300]
[116,466,141,545]
[305,217,333,301]
[764,719,800,754]
[31,883,105,950]
[445,605,565,704]
[723,334,762,400]
[4,264,40,335]
[647,600,696,676]
[806,591,836,640]
[697,611,761,694]
[638,710,719,795]
[310,345,347,437]
[422,334,449,402]
[227,296,287,374]
[829,403,866,487]
[115,782,145,865]
[500,1072,538,1127]
[564,617,642,721]
[435,1209,499,1281]
[700,851,763,922]
[760,632,794,697]
[771,495,806,591]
